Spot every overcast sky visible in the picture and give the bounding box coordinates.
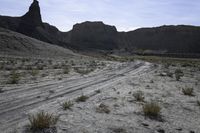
[0,0,200,31]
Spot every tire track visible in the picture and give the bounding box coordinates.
[0,61,151,131]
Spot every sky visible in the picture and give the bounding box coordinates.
[0,0,200,32]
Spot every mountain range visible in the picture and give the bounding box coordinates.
[0,0,200,56]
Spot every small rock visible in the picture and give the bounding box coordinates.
[157,129,165,133]
[190,131,195,133]
[141,123,149,127]
[176,128,182,131]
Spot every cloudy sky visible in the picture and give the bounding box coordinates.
[0,0,200,31]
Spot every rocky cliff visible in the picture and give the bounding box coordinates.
[0,0,70,47]
[71,21,118,50]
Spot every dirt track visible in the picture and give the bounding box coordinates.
[0,61,153,132]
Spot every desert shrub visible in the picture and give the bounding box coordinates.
[49,90,55,94]
[133,91,145,102]
[143,102,161,118]
[37,65,44,70]
[29,111,58,131]
[26,65,33,70]
[74,67,94,75]
[0,88,4,93]
[48,60,52,65]
[96,103,110,114]
[197,100,200,106]
[76,95,89,102]
[8,71,20,84]
[30,69,39,77]
[175,69,184,81]
[164,63,170,69]
[41,73,48,77]
[63,67,70,74]
[181,62,193,67]
[166,71,173,78]
[95,89,101,93]
[182,88,194,96]
[62,101,73,110]
[175,69,183,74]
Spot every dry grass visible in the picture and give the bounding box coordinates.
[197,100,200,106]
[182,88,194,96]
[0,88,4,93]
[8,71,20,84]
[74,67,94,75]
[30,69,39,77]
[96,103,110,114]
[62,101,73,110]
[29,111,58,131]
[63,67,70,74]
[76,95,89,102]
[175,69,184,81]
[133,91,145,102]
[143,102,161,118]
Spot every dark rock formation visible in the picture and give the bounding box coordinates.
[0,0,70,48]
[17,0,43,35]
[124,25,200,53]
[0,0,200,55]
[71,21,118,50]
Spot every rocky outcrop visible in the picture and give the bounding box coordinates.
[71,21,118,50]
[17,0,43,36]
[124,25,200,53]
[0,0,70,48]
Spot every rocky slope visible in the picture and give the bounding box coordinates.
[0,0,200,55]
[0,27,76,58]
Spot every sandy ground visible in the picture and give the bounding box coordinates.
[0,59,200,133]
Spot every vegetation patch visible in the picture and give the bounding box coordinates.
[133,91,145,102]
[0,88,4,93]
[28,111,58,131]
[62,100,74,110]
[76,95,89,102]
[182,87,194,96]
[30,69,39,77]
[143,102,161,118]
[96,103,110,114]
[175,69,184,81]
[8,70,20,84]
[63,67,70,74]
[197,100,200,106]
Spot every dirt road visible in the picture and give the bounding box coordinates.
[0,61,153,132]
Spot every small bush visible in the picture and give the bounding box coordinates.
[143,102,161,118]
[74,67,94,75]
[29,111,58,131]
[62,101,73,110]
[58,77,62,80]
[133,91,145,102]
[0,88,4,93]
[63,67,70,74]
[166,71,173,78]
[95,89,101,93]
[96,103,110,114]
[8,71,20,84]
[182,88,194,96]
[76,95,89,102]
[197,100,200,106]
[175,69,183,74]
[175,69,184,81]
[30,69,39,77]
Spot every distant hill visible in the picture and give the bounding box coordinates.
[0,0,200,56]
[0,27,76,58]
